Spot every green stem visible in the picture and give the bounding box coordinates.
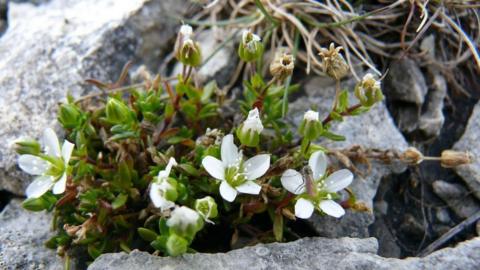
[300,137,311,158]
[254,0,279,26]
[281,30,300,117]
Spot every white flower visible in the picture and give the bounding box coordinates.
[280,151,353,219]
[167,206,201,231]
[242,108,264,134]
[242,30,261,53]
[179,24,193,39]
[149,157,177,211]
[18,128,74,198]
[303,110,319,122]
[362,73,381,90]
[202,134,270,202]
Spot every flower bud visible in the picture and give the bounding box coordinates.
[174,25,202,67]
[167,206,204,240]
[236,108,263,147]
[400,147,424,165]
[166,234,189,256]
[238,30,263,62]
[318,43,349,80]
[174,24,192,56]
[58,103,82,129]
[298,110,322,140]
[270,49,294,81]
[440,150,472,168]
[194,196,218,223]
[14,139,41,155]
[354,73,384,107]
[106,98,133,124]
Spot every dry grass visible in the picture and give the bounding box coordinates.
[186,0,480,88]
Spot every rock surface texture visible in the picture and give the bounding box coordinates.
[289,76,408,237]
[0,200,62,270]
[453,101,480,200]
[88,236,480,270]
[0,0,189,195]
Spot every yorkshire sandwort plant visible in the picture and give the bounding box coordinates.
[14,20,472,267]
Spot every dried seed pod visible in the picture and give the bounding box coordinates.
[400,147,424,165]
[318,43,349,80]
[270,49,295,81]
[440,150,472,168]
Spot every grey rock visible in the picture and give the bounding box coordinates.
[435,208,452,224]
[453,101,480,200]
[0,0,189,195]
[432,180,480,219]
[418,72,446,138]
[289,76,408,237]
[384,59,428,105]
[0,199,62,269]
[384,58,428,134]
[88,236,480,270]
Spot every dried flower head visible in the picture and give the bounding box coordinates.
[400,147,424,165]
[440,150,472,168]
[318,43,349,80]
[270,50,295,81]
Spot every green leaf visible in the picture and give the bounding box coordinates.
[138,228,159,242]
[201,81,218,103]
[350,106,371,115]
[321,130,346,141]
[337,90,349,112]
[159,218,169,235]
[330,111,343,122]
[273,213,284,242]
[88,244,102,259]
[111,193,128,210]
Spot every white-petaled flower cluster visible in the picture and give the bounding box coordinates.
[202,134,270,202]
[281,151,353,219]
[303,110,319,122]
[242,30,261,54]
[18,128,74,198]
[149,157,178,211]
[242,108,264,134]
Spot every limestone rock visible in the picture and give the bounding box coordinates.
[88,236,480,270]
[0,0,189,195]
[432,180,480,219]
[0,199,62,269]
[453,101,480,200]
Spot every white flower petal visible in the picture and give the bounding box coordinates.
[43,128,61,157]
[280,169,305,195]
[244,154,270,180]
[221,134,239,167]
[18,154,49,175]
[149,183,175,210]
[319,200,345,218]
[236,181,261,195]
[324,169,353,192]
[309,151,327,180]
[159,157,177,180]
[61,140,75,164]
[25,175,55,198]
[219,181,237,202]
[295,198,314,219]
[52,172,67,195]
[202,156,225,180]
